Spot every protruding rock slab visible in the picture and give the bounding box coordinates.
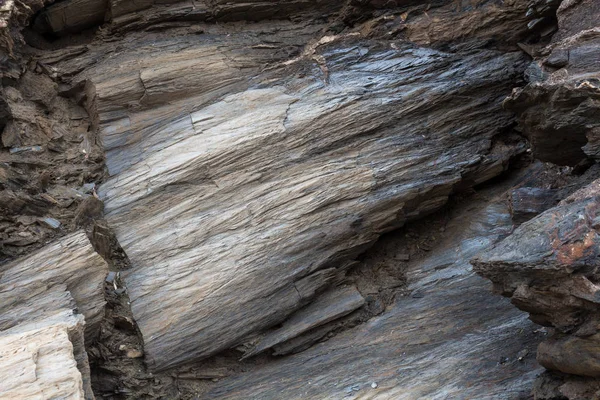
[473,191,600,328]
[504,0,600,166]
[244,285,365,359]
[473,178,600,396]
[0,231,108,399]
[0,230,109,338]
[33,0,108,35]
[0,310,93,400]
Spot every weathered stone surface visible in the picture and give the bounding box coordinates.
[0,230,109,337]
[474,1,600,396]
[206,175,544,399]
[538,334,600,378]
[0,231,108,399]
[473,180,600,396]
[510,187,561,223]
[243,285,365,359]
[91,37,526,371]
[504,0,600,166]
[1,0,579,397]
[0,310,92,400]
[33,0,107,35]
[22,0,551,373]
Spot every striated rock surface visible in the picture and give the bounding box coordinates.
[52,1,541,371]
[0,311,92,400]
[1,0,590,397]
[0,230,109,337]
[474,178,600,398]
[0,231,109,400]
[205,169,545,399]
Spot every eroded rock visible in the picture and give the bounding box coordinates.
[504,0,600,166]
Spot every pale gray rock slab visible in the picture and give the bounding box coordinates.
[0,310,93,400]
[0,230,109,338]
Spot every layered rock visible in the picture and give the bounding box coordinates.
[505,0,600,166]
[473,179,600,398]
[0,231,109,400]
[36,2,543,372]
[0,0,579,397]
[0,311,92,400]
[205,167,545,399]
[12,0,562,374]
[474,0,600,397]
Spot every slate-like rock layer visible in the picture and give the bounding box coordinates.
[68,3,536,370]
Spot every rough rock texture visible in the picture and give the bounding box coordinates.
[505,0,600,166]
[54,1,544,371]
[242,285,365,359]
[0,311,92,400]
[0,230,109,337]
[205,169,545,399]
[510,186,561,223]
[0,23,105,261]
[0,231,109,400]
[9,0,560,377]
[473,0,600,398]
[0,0,585,397]
[474,178,600,398]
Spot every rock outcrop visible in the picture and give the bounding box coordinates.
[205,167,546,399]
[35,0,546,372]
[474,0,600,398]
[0,311,92,400]
[474,179,600,398]
[2,0,593,398]
[505,0,600,166]
[0,231,109,400]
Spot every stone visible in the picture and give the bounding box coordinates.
[509,187,560,224]
[243,285,365,359]
[28,0,547,372]
[0,231,109,338]
[504,0,600,166]
[0,311,94,400]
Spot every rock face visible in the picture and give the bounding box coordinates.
[0,231,109,400]
[2,0,592,397]
[505,0,600,166]
[38,0,541,371]
[12,0,558,377]
[473,179,600,397]
[0,231,109,337]
[474,0,600,397]
[206,170,545,399]
[0,311,91,400]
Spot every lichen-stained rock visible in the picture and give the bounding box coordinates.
[0,310,93,400]
[0,230,109,338]
[87,23,527,369]
[504,0,600,166]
